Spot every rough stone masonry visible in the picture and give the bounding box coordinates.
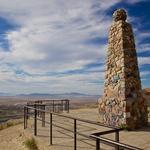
[98,9,148,129]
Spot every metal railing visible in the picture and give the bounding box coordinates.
[90,134,142,150]
[24,104,142,150]
[27,99,69,113]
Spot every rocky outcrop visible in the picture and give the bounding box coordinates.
[98,9,148,129]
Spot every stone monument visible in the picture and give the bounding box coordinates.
[98,9,148,129]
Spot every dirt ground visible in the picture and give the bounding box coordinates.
[0,108,150,150]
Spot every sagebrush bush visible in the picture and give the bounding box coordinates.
[23,137,38,150]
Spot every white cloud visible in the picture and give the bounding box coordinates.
[0,0,148,94]
[137,43,150,53]
[138,57,150,65]
[0,0,111,74]
[0,65,104,94]
[140,70,150,77]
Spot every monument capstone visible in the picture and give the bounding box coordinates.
[98,9,148,129]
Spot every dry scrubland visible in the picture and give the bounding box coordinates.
[0,97,98,122]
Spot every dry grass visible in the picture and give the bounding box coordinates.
[0,119,23,131]
[23,137,38,150]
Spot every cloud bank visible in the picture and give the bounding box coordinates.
[0,0,149,94]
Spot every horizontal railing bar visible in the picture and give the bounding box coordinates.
[28,113,95,140]
[51,120,74,128]
[27,99,69,104]
[92,129,121,136]
[52,123,92,140]
[90,135,142,150]
[26,113,34,116]
[53,123,74,133]
[53,119,101,131]
[27,104,66,106]
[31,116,92,140]
[25,106,118,129]
[27,104,45,106]
[27,99,69,101]
[34,117,92,140]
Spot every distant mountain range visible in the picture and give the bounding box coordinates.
[0,92,100,99]
[0,92,14,96]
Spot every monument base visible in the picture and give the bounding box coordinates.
[98,96,148,129]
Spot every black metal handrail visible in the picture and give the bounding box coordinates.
[27,99,70,113]
[26,105,118,129]
[24,104,142,150]
[90,134,142,150]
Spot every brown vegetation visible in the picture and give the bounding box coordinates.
[23,137,38,150]
[0,119,23,131]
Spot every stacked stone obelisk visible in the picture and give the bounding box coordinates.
[98,9,148,129]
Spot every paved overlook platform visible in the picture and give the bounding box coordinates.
[0,108,150,150]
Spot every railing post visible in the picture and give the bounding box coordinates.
[67,100,69,113]
[44,105,45,126]
[74,119,77,150]
[26,107,28,128]
[41,105,43,126]
[37,103,39,117]
[96,138,100,150]
[50,113,52,145]
[61,100,63,112]
[42,105,45,127]
[40,105,42,118]
[53,100,54,112]
[115,130,119,150]
[26,106,29,119]
[34,104,37,136]
[24,107,26,129]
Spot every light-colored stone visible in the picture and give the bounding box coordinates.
[98,9,148,129]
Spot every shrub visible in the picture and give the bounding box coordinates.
[0,119,23,131]
[23,137,38,150]
[119,124,129,131]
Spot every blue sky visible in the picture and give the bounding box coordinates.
[0,0,149,95]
